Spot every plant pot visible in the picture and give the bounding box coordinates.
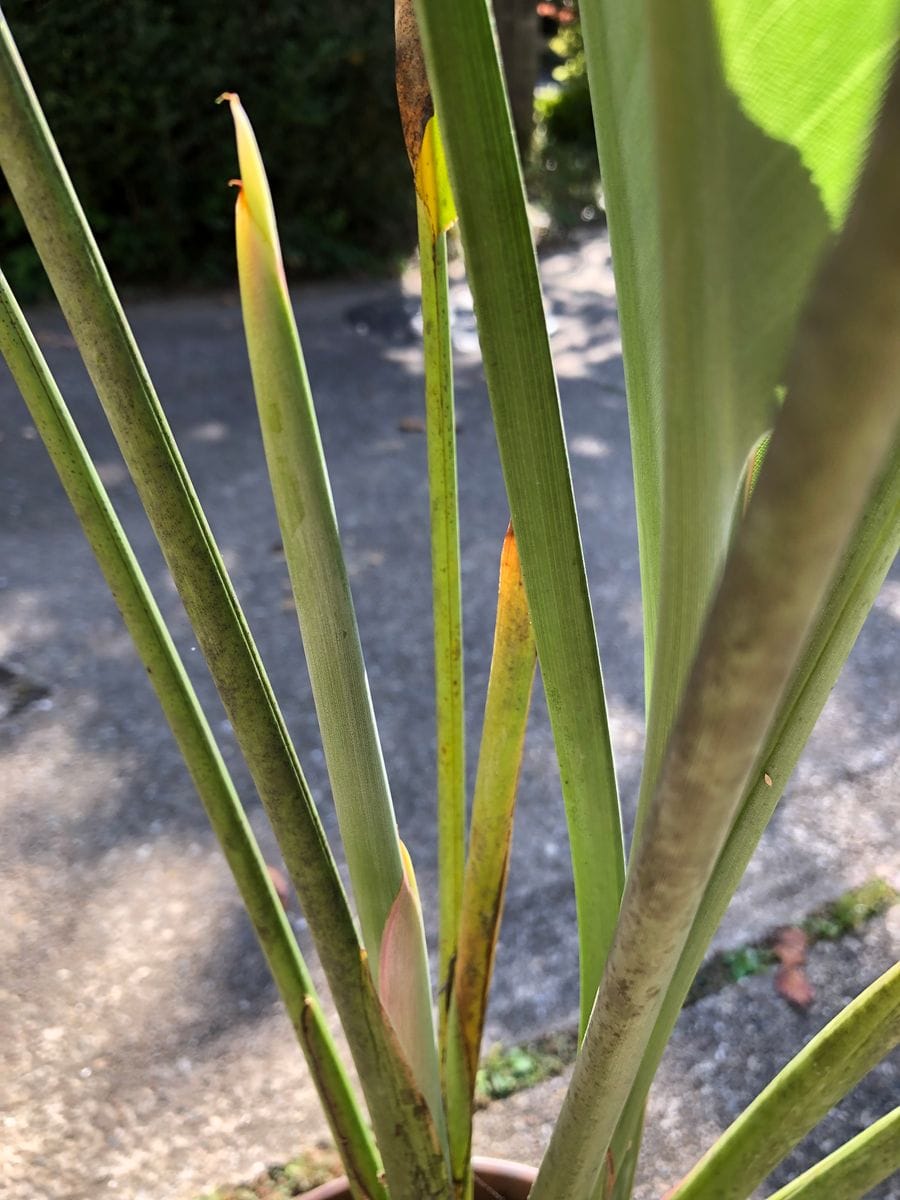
[301,1157,538,1199]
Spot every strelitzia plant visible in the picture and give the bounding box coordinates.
[0,0,898,1198]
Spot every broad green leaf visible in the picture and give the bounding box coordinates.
[667,965,900,1200]
[0,269,385,1200]
[223,92,405,975]
[580,0,898,852]
[765,1107,900,1200]
[414,0,624,1039]
[444,528,536,1194]
[396,0,465,1048]
[530,53,900,1200]
[582,1,900,1188]
[714,0,899,225]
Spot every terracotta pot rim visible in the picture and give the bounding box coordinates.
[300,1155,537,1199]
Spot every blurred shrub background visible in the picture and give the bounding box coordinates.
[1,0,414,297]
[530,12,602,233]
[0,0,599,300]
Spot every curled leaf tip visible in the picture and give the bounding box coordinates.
[216,90,238,106]
[227,178,242,190]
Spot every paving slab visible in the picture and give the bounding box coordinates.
[1,232,897,1198]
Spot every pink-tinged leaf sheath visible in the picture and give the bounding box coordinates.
[379,843,447,1155]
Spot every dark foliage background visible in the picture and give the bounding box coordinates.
[2,0,415,297]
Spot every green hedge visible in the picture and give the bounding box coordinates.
[1,1,415,296]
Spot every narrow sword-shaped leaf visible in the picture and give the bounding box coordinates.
[601,434,900,1200]
[0,270,385,1200]
[667,965,900,1200]
[223,94,447,1165]
[0,24,447,1196]
[444,528,536,1196]
[396,0,465,1053]
[530,56,900,1200]
[764,1107,900,1200]
[413,0,624,1038]
[222,92,404,976]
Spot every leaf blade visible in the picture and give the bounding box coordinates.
[764,1106,900,1200]
[667,966,900,1200]
[0,268,385,1200]
[530,53,900,1200]
[444,527,537,1192]
[224,91,405,974]
[414,0,624,1037]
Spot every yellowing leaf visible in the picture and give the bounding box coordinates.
[417,116,456,238]
[445,527,536,1189]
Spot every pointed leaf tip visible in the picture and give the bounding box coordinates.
[221,93,281,261]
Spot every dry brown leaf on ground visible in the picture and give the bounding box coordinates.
[772,926,814,1007]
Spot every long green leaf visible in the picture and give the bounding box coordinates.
[224,88,446,1187]
[530,54,900,1200]
[223,91,404,978]
[764,1107,900,1200]
[667,966,900,1200]
[0,22,448,1197]
[444,528,536,1196]
[0,269,385,1200]
[413,0,624,1038]
[602,433,900,1200]
[396,0,465,1049]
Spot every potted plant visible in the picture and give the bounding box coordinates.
[0,1,898,1198]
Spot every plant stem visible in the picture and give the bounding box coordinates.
[603,436,900,1198]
